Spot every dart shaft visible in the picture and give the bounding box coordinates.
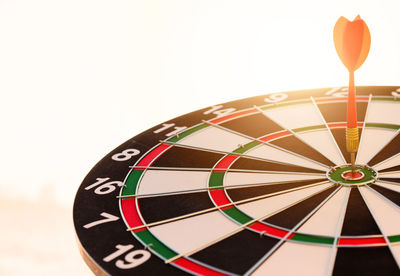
[347,71,357,128]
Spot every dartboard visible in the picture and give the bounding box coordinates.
[73,86,400,275]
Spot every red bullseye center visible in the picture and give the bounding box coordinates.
[343,171,363,179]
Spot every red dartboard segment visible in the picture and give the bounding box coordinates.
[328,122,363,129]
[315,96,369,103]
[121,198,146,233]
[338,236,387,246]
[259,131,291,142]
[136,144,172,167]
[248,222,293,239]
[213,155,239,172]
[209,189,233,210]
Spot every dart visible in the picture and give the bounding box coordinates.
[333,15,371,173]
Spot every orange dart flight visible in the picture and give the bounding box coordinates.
[333,15,371,171]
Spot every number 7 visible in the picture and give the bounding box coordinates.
[83,212,119,229]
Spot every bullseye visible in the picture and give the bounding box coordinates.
[326,164,378,187]
[341,170,365,181]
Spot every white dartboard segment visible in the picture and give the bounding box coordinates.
[356,128,398,165]
[137,170,209,195]
[296,187,348,236]
[261,103,345,166]
[368,100,400,126]
[236,183,332,219]
[297,130,345,166]
[375,182,400,193]
[176,126,252,152]
[250,242,331,276]
[359,186,400,236]
[261,102,323,129]
[246,144,327,171]
[224,172,326,187]
[374,153,400,171]
[391,245,400,267]
[379,171,400,178]
[150,210,239,254]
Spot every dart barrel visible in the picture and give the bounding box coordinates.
[346,127,359,152]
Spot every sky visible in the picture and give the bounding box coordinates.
[0,0,399,274]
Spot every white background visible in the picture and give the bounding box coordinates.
[0,0,399,274]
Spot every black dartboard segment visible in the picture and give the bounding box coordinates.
[74,87,400,275]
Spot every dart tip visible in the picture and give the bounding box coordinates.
[350,152,356,174]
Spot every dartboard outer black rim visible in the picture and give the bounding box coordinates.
[73,86,400,275]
